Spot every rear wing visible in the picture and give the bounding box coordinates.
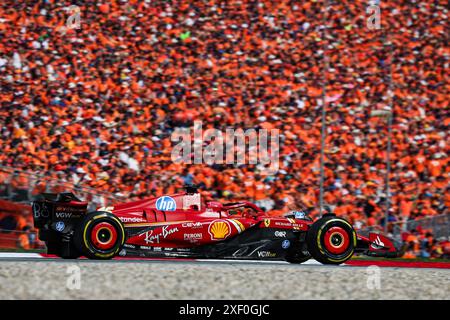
[32,193,88,233]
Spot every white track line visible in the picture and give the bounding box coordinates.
[0,252,324,265]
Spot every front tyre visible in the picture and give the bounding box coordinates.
[73,211,125,260]
[306,215,357,265]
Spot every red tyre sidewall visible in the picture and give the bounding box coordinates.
[323,226,350,255]
[90,222,118,250]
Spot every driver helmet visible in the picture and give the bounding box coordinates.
[291,210,307,219]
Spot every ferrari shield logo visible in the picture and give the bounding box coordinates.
[264,219,270,228]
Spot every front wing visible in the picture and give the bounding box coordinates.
[355,232,403,258]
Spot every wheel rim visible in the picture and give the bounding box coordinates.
[323,226,350,254]
[90,222,118,250]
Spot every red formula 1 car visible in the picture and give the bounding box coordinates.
[32,186,401,264]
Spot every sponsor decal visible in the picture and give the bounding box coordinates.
[164,247,174,251]
[123,244,136,249]
[371,235,385,250]
[274,231,286,238]
[208,220,231,240]
[264,219,270,228]
[164,252,180,257]
[183,193,201,210]
[119,216,146,223]
[98,206,114,212]
[273,221,304,229]
[54,206,86,219]
[232,247,249,257]
[182,221,202,228]
[118,249,127,256]
[155,196,177,211]
[257,251,276,258]
[32,202,50,218]
[184,233,203,241]
[143,226,179,244]
[55,221,65,232]
[55,212,73,219]
[140,245,154,250]
[274,221,291,227]
[55,206,85,212]
[282,240,290,249]
[177,248,191,252]
[153,247,162,251]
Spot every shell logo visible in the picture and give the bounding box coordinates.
[208,220,231,240]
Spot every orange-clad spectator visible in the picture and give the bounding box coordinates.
[17,232,30,250]
[253,179,267,201]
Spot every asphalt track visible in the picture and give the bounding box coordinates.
[0,255,449,299]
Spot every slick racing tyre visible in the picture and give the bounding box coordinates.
[306,215,357,265]
[73,211,125,260]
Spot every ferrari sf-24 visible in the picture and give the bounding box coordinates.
[32,186,401,264]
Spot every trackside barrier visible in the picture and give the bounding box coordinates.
[0,228,45,250]
[359,213,450,242]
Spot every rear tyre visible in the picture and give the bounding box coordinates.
[306,215,357,265]
[73,211,125,260]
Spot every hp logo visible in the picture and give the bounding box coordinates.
[155,196,177,211]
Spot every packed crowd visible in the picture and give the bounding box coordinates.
[402,228,450,260]
[0,0,448,238]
